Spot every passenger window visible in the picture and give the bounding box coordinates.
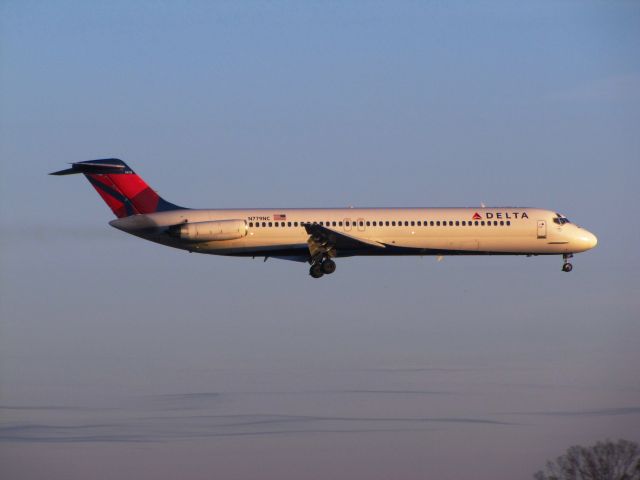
[417,221,421,226]
[332,221,337,226]
[494,221,498,226]
[500,221,504,226]
[366,221,370,226]
[481,221,485,226]
[275,222,279,227]
[249,222,254,227]
[385,221,390,226]
[449,221,453,226]
[338,221,343,226]
[455,221,460,226]
[461,221,466,226]
[403,221,408,226]
[287,222,291,227]
[474,221,479,226]
[411,221,415,226]
[506,221,511,226]
[268,222,273,227]
[392,221,396,226]
[359,221,364,227]
[430,221,434,226]
[346,221,350,226]
[436,221,440,226]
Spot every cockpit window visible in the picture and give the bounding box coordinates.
[554,214,571,225]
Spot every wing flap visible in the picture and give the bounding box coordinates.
[304,223,385,250]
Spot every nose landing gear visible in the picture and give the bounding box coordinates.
[562,254,573,272]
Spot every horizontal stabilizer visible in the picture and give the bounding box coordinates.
[50,159,131,176]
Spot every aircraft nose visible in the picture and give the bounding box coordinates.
[576,230,598,251]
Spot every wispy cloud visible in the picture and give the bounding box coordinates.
[0,411,513,444]
[335,389,453,395]
[502,407,640,417]
[143,393,225,410]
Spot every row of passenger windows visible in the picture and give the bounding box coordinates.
[248,220,512,228]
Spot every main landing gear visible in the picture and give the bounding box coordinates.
[562,253,573,273]
[309,257,336,279]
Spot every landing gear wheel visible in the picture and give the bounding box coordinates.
[562,263,573,273]
[321,259,336,274]
[309,263,324,278]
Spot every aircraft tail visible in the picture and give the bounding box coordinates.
[51,159,185,218]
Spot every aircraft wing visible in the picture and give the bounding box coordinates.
[304,223,385,259]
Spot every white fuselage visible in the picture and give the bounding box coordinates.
[110,207,598,259]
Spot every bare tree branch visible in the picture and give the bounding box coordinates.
[534,439,640,480]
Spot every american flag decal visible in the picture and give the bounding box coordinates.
[274,213,287,221]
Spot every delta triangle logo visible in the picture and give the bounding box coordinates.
[472,212,482,220]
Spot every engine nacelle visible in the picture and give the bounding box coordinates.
[169,219,247,242]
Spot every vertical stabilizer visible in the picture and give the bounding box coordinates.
[50,159,185,218]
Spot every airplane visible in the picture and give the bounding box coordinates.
[51,159,598,278]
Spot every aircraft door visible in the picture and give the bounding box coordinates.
[537,220,547,239]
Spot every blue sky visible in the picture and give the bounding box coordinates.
[1,2,639,479]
